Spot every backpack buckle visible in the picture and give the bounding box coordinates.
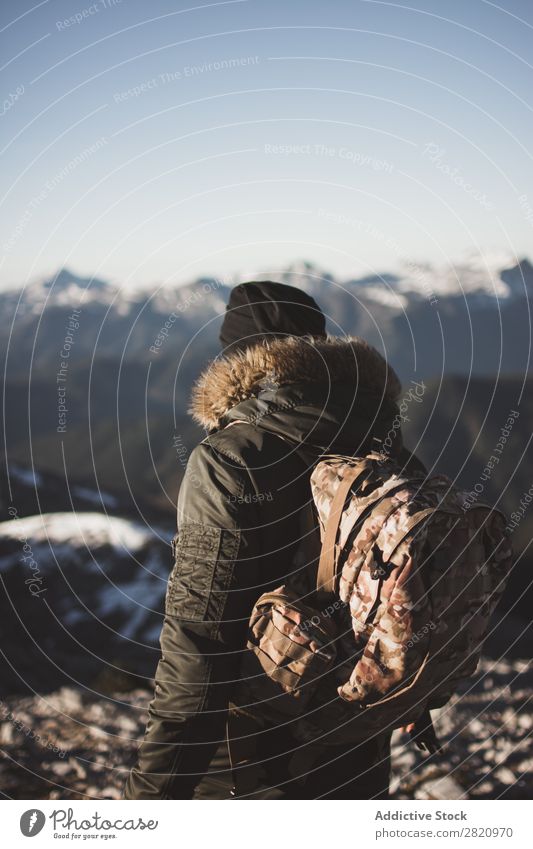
[370,543,388,579]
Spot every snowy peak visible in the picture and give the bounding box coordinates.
[38,268,118,309]
[0,512,161,558]
[4,255,532,314]
[226,254,528,305]
[42,268,111,293]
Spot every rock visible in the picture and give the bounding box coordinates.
[467,718,484,735]
[101,785,122,799]
[69,758,87,780]
[0,722,14,744]
[51,761,73,776]
[47,688,83,713]
[416,775,467,800]
[494,767,518,785]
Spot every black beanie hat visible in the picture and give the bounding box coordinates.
[219,280,326,355]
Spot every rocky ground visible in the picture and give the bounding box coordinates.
[0,657,531,800]
[390,657,532,800]
[0,686,144,799]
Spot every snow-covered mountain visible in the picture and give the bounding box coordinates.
[0,506,173,696]
[0,511,168,643]
[0,266,231,319]
[2,256,532,387]
[2,253,532,314]
[255,253,529,304]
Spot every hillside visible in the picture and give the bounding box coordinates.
[0,508,172,696]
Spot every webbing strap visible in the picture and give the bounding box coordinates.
[316,462,370,596]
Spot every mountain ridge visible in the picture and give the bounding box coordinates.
[3,253,532,306]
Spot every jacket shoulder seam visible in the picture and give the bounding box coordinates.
[200,436,249,470]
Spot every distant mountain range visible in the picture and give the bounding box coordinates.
[2,255,533,380]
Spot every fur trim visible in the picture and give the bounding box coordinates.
[190,335,401,430]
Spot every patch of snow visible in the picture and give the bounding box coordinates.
[62,608,87,627]
[0,512,155,553]
[72,486,119,509]
[395,256,512,299]
[91,568,166,640]
[10,464,43,487]
[355,285,408,309]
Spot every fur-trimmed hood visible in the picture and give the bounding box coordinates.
[190,335,402,431]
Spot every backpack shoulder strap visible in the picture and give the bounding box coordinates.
[315,460,371,598]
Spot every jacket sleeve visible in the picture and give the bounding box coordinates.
[124,442,261,799]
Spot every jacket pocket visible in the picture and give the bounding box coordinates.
[165,523,240,626]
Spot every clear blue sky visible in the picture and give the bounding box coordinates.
[1,0,532,288]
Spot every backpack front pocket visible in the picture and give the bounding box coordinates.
[246,586,338,701]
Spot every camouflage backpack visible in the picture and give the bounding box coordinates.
[232,451,513,751]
